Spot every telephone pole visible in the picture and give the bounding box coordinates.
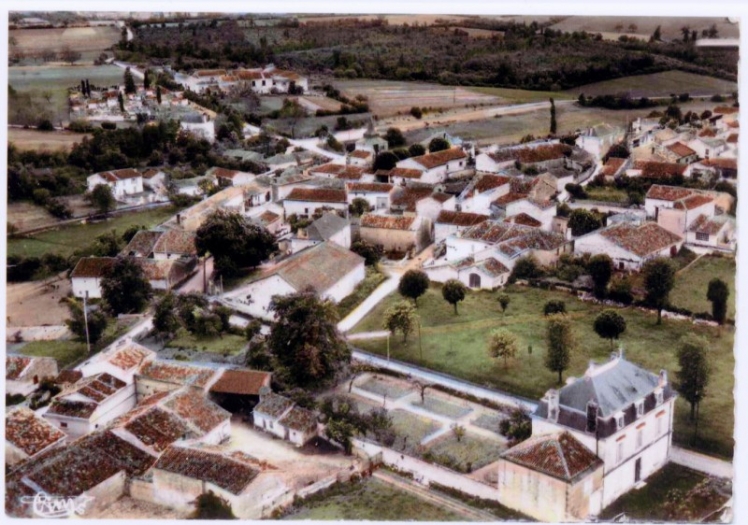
[83,294,91,355]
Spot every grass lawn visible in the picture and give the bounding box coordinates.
[166,328,247,355]
[352,284,734,459]
[425,432,505,473]
[282,477,463,521]
[336,266,387,320]
[18,340,88,369]
[357,376,413,399]
[600,463,727,522]
[671,255,736,319]
[471,413,505,434]
[7,207,177,259]
[583,185,630,204]
[389,409,442,454]
[410,396,473,419]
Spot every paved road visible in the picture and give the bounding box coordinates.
[373,470,494,522]
[670,446,733,478]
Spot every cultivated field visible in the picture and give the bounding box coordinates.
[6,273,72,327]
[333,79,503,116]
[548,16,740,40]
[8,197,99,233]
[10,26,121,63]
[352,284,735,459]
[566,70,738,98]
[8,128,89,152]
[297,14,472,26]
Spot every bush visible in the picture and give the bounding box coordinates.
[100,121,117,130]
[608,276,634,305]
[410,106,423,119]
[37,119,55,131]
[68,120,94,133]
[544,300,567,316]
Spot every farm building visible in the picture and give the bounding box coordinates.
[220,241,365,321]
[346,182,395,211]
[573,222,683,271]
[208,369,272,413]
[434,210,489,243]
[70,257,116,299]
[360,213,431,255]
[283,187,349,218]
[423,254,510,290]
[253,393,318,446]
[86,168,144,198]
[396,147,468,184]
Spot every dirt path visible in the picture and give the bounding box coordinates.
[373,470,494,521]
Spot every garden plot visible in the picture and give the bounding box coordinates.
[424,432,506,473]
[389,409,442,455]
[471,413,508,435]
[410,395,473,419]
[357,375,414,400]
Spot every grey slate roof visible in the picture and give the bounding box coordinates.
[558,358,660,417]
[307,213,349,241]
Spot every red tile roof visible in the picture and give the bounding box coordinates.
[211,167,241,180]
[46,399,98,419]
[279,406,318,432]
[436,210,488,227]
[152,229,197,256]
[110,168,142,180]
[388,167,424,179]
[285,187,347,203]
[727,133,738,144]
[124,407,195,452]
[501,432,602,482]
[255,393,294,419]
[6,408,66,457]
[210,369,271,396]
[699,128,717,137]
[70,257,116,278]
[476,257,510,277]
[360,213,417,230]
[633,161,686,178]
[350,150,372,159]
[310,163,365,179]
[164,389,231,434]
[55,369,83,385]
[107,342,153,371]
[666,142,696,158]
[6,356,32,380]
[645,185,693,201]
[701,158,737,170]
[599,222,682,258]
[155,447,259,495]
[430,192,453,203]
[391,187,434,212]
[492,191,527,206]
[271,242,364,294]
[506,213,542,228]
[602,157,626,176]
[347,182,394,193]
[122,230,162,257]
[688,214,730,235]
[409,147,467,169]
[137,360,217,388]
[673,194,713,210]
[474,174,511,193]
[714,106,739,114]
[490,144,571,164]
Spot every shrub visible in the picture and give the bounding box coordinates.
[410,106,423,119]
[100,121,117,130]
[544,300,567,316]
[37,119,55,131]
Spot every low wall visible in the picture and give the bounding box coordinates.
[352,438,499,502]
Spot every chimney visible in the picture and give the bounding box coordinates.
[658,369,668,387]
[586,401,598,433]
[547,389,559,422]
[176,213,181,225]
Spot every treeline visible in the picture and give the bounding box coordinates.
[577,93,662,110]
[120,20,737,92]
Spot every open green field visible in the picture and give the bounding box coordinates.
[8,207,177,259]
[166,328,247,355]
[600,463,728,521]
[671,255,736,319]
[565,70,738,98]
[282,477,463,521]
[353,284,734,458]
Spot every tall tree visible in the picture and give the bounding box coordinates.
[545,314,575,384]
[195,210,277,277]
[398,269,430,307]
[153,292,181,339]
[156,85,162,105]
[706,278,729,324]
[191,491,236,520]
[568,209,603,236]
[383,300,418,342]
[384,127,406,148]
[268,289,349,388]
[86,184,116,215]
[593,310,627,348]
[588,254,613,299]
[124,67,136,94]
[143,69,151,89]
[117,91,125,112]
[442,279,467,315]
[100,258,153,315]
[642,258,676,325]
[428,137,450,153]
[487,328,519,369]
[651,25,662,42]
[549,97,557,135]
[676,334,711,422]
[497,293,510,315]
[65,300,107,345]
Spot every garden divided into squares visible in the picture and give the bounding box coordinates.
[471,412,507,435]
[388,409,442,455]
[356,375,414,400]
[425,432,506,473]
[410,395,473,419]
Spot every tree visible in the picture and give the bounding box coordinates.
[651,25,662,42]
[412,380,433,403]
[100,258,153,315]
[428,137,450,153]
[509,255,544,282]
[349,197,372,217]
[351,240,382,266]
[121,225,146,244]
[545,314,575,384]
[605,144,630,160]
[451,424,466,443]
[408,143,426,157]
[487,328,518,368]
[191,491,236,520]
[195,210,277,277]
[497,293,510,315]
[568,209,603,236]
[594,310,627,348]
[124,67,136,94]
[442,279,467,315]
[156,85,162,105]
[268,289,349,388]
[410,106,423,119]
[676,334,711,422]
[373,151,399,171]
[681,26,691,42]
[117,91,125,112]
[609,276,634,305]
[65,300,107,345]
[549,98,557,135]
[325,418,357,454]
[707,24,719,38]
[642,258,676,325]
[499,408,532,443]
[627,23,638,33]
[543,300,566,316]
[398,269,430,307]
[86,184,116,215]
[706,278,729,324]
[384,127,406,148]
[59,45,82,64]
[153,292,180,339]
[143,69,151,89]
[383,300,418,342]
[588,254,613,299]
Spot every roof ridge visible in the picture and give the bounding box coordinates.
[555,436,571,480]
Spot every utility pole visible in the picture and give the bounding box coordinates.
[83,294,91,355]
[387,333,390,363]
[418,318,423,362]
[202,256,207,293]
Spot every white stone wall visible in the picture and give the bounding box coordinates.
[72,276,104,299]
[223,275,297,321]
[253,412,287,440]
[283,199,348,218]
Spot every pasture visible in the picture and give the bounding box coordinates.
[10,26,121,63]
[566,70,738,98]
[8,128,89,152]
[548,16,740,40]
[670,255,736,319]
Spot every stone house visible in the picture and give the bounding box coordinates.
[70,257,116,299]
[396,147,468,184]
[359,213,431,255]
[253,393,318,446]
[288,213,352,254]
[423,254,510,290]
[434,210,489,243]
[283,188,349,218]
[152,229,197,260]
[459,174,512,215]
[206,166,256,187]
[6,407,67,466]
[685,214,736,252]
[6,355,59,396]
[346,182,395,211]
[87,168,144,198]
